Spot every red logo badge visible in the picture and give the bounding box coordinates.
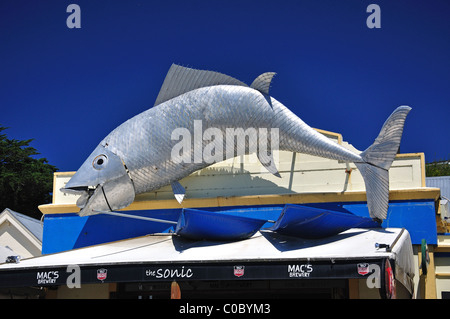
[357,263,370,276]
[97,268,108,281]
[234,266,245,277]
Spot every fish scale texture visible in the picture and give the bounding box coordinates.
[103,85,363,194]
[63,65,410,220]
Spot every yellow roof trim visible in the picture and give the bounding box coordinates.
[313,128,343,144]
[39,187,440,215]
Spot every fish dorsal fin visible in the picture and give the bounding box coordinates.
[250,72,276,95]
[154,64,248,106]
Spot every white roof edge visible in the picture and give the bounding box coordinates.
[0,228,412,270]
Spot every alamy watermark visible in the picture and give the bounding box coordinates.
[66,264,81,288]
[365,264,381,289]
[65,4,380,30]
[170,120,280,167]
[66,4,81,29]
[366,4,381,29]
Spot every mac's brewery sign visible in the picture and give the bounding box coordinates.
[0,259,385,288]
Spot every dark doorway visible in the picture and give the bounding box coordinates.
[113,279,348,299]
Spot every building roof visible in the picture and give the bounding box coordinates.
[0,208,43,242]
[0,227,411,267]
[426,176,450,199]
[0,227,415,294]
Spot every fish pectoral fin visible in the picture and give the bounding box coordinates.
[250,72,276,95]
[171,181,186,204]
[257,153,281,178]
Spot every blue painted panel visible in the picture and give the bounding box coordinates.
[42,210,180,254]
[382,201,437,245]
[328,200,437,245]
[42,213,88,254]
[41,199,438,254]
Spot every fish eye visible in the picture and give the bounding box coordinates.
[93,154,108,170]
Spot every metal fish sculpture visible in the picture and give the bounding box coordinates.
[62,64,411,221]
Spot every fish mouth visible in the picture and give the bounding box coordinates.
[60,185,97,211]
[61,184,112,216]
[60,186,91,195]
[60,174,136,217]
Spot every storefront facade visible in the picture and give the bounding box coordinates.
[0,130,446,299]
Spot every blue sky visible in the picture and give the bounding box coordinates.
[1,0,449,172]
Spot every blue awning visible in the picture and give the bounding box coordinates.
[268,204,380,239]
[175,208,267,241]
[174,205,380,241]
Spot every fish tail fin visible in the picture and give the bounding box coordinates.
[355,106,412,221]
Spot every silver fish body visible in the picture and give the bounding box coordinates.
[63,64,411,220]
[104,85,362,194]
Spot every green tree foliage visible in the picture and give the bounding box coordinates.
[0,126,57,219]
[426,158,450,177]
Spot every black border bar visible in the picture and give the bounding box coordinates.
[0,259,384,288]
